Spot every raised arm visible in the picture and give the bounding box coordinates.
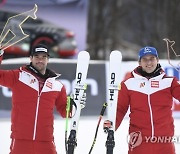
[0,49,4,64]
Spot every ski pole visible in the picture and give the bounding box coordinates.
[88,102,108,154]
[65,96,71,153]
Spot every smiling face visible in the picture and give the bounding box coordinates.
[30,53,49,75]
[139,54,159,73]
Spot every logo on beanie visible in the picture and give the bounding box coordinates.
[35,47,48,53]
[144,47,152,53]
[138,46,158,60]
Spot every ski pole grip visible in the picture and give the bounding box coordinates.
[100,102,108,116]
[66,97,71,112]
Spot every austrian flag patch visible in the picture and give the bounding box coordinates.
[151,81,159,88]
[46,81,52,89]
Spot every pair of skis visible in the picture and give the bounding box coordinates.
[65,50,122,154]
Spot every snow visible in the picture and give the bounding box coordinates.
[0,117,180,154]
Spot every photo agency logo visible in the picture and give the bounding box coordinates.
[128,131,180,148]
[145,136,180,144]
[127,131,142,149]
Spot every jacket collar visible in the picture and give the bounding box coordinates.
[132,64,165,80]
[20,64,61,79]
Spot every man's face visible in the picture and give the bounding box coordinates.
[139,54,159,73]
[30,53,49,75]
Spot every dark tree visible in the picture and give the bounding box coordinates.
[87,0,180,60]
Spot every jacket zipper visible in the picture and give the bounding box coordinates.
[147,83,154,138]
[32,78,53,140]
[33,93,41,140]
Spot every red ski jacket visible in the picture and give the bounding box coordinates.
[116,67,180,139]
[0,66,67,141]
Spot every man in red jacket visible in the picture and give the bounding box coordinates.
[0,44,85,154]
[104,46,180,154]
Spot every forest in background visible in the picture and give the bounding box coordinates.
[87,0,180,60]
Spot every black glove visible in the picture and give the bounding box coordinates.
[70,92,86,109]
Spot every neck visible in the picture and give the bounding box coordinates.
[40,70,46,75]
[26,63,57,79]
[26,63,47,79]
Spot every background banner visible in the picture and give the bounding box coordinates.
[0,59,180,117]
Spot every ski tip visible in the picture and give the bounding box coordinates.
[79,50,89,54]
[78,51,89,56]
[110,50,122,60]
[111,50,122,54]
[78,50,90,58]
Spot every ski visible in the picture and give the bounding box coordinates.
[88,50,122,154]
[66,51,90,154]
[106,50,122,154]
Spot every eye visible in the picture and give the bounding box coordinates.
[141,56,156,62]
[43,55,48,58]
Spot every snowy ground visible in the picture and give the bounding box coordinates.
[0,117,180,154]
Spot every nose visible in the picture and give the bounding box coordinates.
[146,59,152,64]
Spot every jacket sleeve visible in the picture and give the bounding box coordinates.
[115,81,130,130]
[0,49,15,87]
[0,70,17,88]
[0,49,19,88]
[55,85,67,118]
[171,77,180,101]
[0,49,4,64]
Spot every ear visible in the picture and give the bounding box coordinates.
[30,56,33,62]
[157,57,159,62]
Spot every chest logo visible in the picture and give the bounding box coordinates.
[46,81,52,89]
[140,82,145,88]
[151,81,159,88]
[30,79,36,84]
